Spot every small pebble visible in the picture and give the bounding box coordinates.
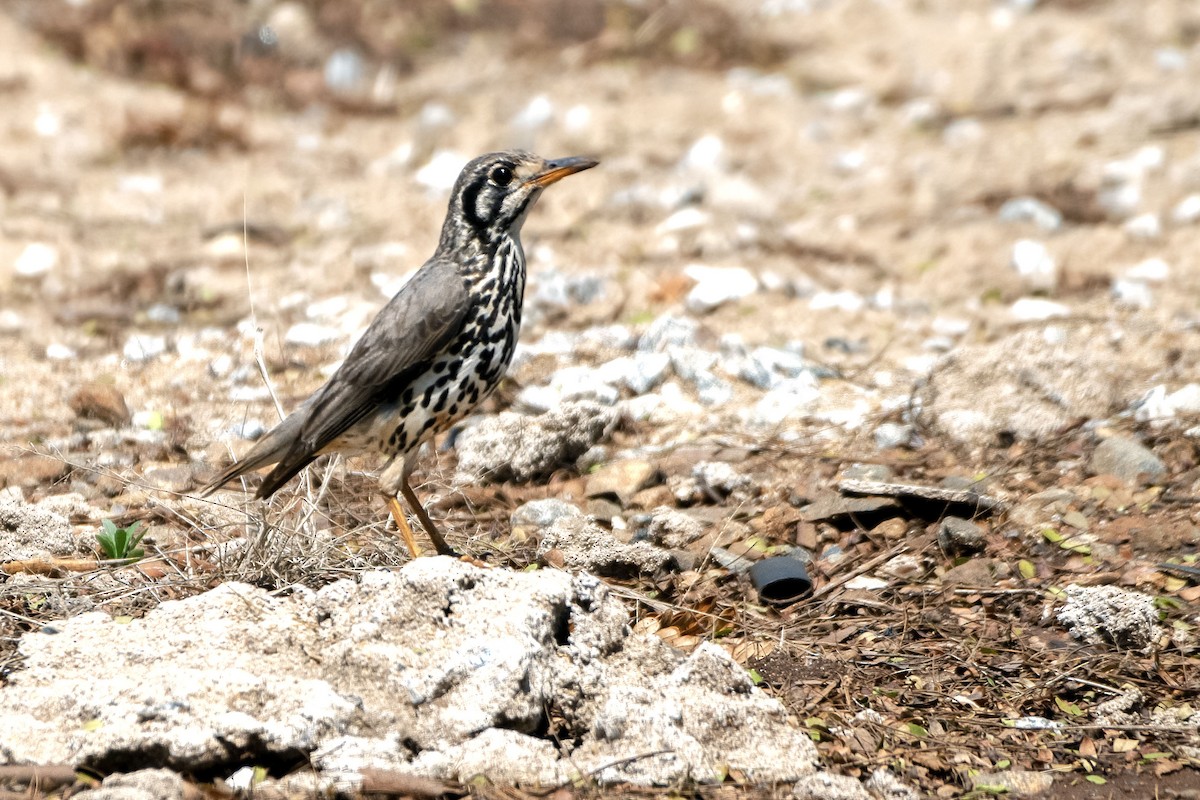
[123,334,168,362]
[997,197,1062,231]
[1123,212,1161,240]
[938,517,987,556]
[1111,279,1153,309]
[1009,297,1069,321]
[811,290,865,312]
[874,422,914,450]
[681,134,727,173]
[45,343,77,360]
[656,207,710,235]
[1010,239,1057,291]
[1090,436,1165,485]
[1172,193,1200,224]
[683,264,758,313]
[1124,258,1169,282]
[14,243,59,278]
[1098,182,1141,220]
[285,322,342,348]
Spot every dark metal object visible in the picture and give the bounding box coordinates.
[749,557,813,606]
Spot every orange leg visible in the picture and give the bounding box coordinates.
[386,495,422,558]
[400,478,456,556]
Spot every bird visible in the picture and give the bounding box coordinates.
[202,151,598,556]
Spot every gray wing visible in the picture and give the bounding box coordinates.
[244,260,468,497]
[297,258,469,452]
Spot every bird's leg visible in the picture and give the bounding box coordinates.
[385,495,422,558]
[400,477,456,556]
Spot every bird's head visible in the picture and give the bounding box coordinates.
[440,151,598,250]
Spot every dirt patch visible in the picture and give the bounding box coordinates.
[2,1,1200,797]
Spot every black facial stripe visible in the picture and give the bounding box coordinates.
[461,178,486,233]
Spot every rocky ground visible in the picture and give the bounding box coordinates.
[2,0,1200,797]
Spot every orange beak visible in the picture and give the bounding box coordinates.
[526,156,599,188]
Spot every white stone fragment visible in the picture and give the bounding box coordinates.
[123,334,168,362]
[284,322,342,348]
[1172,193,1200,224]
[656,207,710,235]
[1009,297,1069,321]
[14,243,59,278]
[997,197,1062,231]
[1123,212,1161,240]
[1010,239,1057,291]
[683,264,758,313]
[45,343,77,360]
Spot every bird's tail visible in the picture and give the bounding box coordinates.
[200,413,308,498]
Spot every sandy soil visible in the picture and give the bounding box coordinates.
[2,1,1200,796]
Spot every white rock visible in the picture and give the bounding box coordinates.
[1123,258,1169,282]
[809,290,864,312]
[751,346,808,378]
[1172,193,1200,224]
[1098,182,1141,220]
[415,151,467,192]
[1155,47,1187,71]
[1112,279,1153,308]
[656,207,710,235]
[682,134,727,173]
[901,98,941,128]
[14,242,59,278]
[683,264,758,313]
[1167,384,1200,415]
[45,343,76,360]
[123,333,168,362]
[743,376,821,426]
[324,47,366,95]
[667,347,717,382]
[997,197,1062,231]
[639,316,699,352]
[285,322,342,348]
[1010,239,1057,291]
[874,422,914,449]
[596,352,671,395]
[1009,297,1070,321]
[832,149,867,174]
[1123,212,1161,240]
[823,86,873,113]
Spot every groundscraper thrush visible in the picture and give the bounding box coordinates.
[203,151,598,556]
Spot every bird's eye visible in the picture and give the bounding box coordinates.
[489,165,514,186]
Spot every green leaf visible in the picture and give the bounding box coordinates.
[747,669,764,685]
[995,759,1011,769]
[906,723,929,738]
[1085,775,1106,785]
[1042,528,1064,543]
[1054,696,1083,716]
[1018,560,1036,580]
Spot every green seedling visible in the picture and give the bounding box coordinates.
[97,520,145,562]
